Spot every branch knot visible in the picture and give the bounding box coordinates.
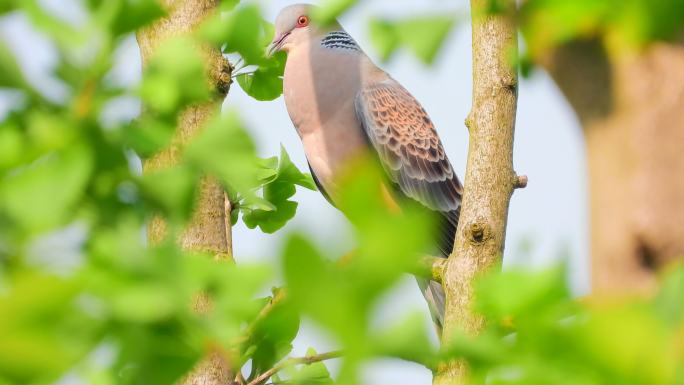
[216,56,232,95]
[514,174,528,189]
[466,222,491,245]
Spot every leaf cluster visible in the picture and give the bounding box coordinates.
[1,1,684,385]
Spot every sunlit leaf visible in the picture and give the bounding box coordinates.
[109,0,166,36]
[372,313,436,368]
[200,4,265,64]
[396,16,455,65]
[0,273,94,383]
[289,348,335,385]
[1,145,92,231]
[653,264,684,326]
[138,165,198,222]
[475,265,570,322]
[368,15,456,65]
[242,146,315,233]
[245,292,300,379]
[236,52,286,101]
[139,37,210,115]
[313,0,358,25]
[184,111,260,197]
[0,39,28,90]
[369,18,399,62]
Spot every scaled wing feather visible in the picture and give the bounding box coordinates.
[354,80,463,214]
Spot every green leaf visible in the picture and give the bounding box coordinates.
[289,348,335,385]
[1,145,93,232]
[0,1,16,14]
[369,18,399,62]
[109,0,166,36]
[335,160,434,290]
[236,52,286,101]
[520,0,612,56]
[255,156,279,184]
[368,15,456,65]
[17,0,83,49]
[242,146,315,233]
[137,165,198,222]
[396,16,456,65]
[0,273,94,383]
[109,283,178,323]
[441,329,507,368]
[0,122,24,169]
[274,145,317,191]
[282,234,366,344]
[242,199,297,233]
[653,264,684,326]
[475,266,571,322]
[313,0,358,26]
[139,37,210,115]
[246,293,300,379]
[184,111,261,197]
[0,39,28,89]
[122,118,176,158]
[200,4,265,64]
[219,0,240,12]
[372,313,436,368]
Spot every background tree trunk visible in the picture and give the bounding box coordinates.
[136,1,234,384]
[435,0,520,383]
[541,40,684,295]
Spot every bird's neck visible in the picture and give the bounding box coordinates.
[319,30,361,53]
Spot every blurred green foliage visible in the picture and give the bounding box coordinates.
[0,1,683,385]
[444,264,684,385]
[369,15,456,65]
[519,0,684,56]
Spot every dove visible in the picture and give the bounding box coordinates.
[268,3,463,330]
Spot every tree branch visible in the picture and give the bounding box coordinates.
[416,255,448,284]
[137,1,234,384]
[435,0,519,383]
[247,351,343,385]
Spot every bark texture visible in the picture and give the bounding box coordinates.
[541,40,684,295]
[137,1,234,384]
[435,1,519,384]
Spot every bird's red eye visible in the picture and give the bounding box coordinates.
[296,16,309,27]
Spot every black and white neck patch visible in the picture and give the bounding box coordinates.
[320,31,361,52]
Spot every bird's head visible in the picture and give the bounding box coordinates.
[267,3,338,56]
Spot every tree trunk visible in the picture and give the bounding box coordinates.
[541,40,684,295]
[435,1,520,384]
[136,1,234,384]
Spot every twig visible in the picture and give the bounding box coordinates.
[232,57,245,72]
[232,70,258,78]
[416,255,448,284]
[235,371,247,385]
[247,351,344,385]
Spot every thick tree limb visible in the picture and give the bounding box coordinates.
[540,39,684,294]
[435,1,519,383]
[136,1,234,384]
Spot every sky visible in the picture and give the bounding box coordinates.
[0,1,588,384]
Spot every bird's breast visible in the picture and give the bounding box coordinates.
[283,46,370,198]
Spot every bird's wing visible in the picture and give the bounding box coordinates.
[307,161,335,207]
[355,80,463,214]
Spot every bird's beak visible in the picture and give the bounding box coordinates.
[267,32,290,57]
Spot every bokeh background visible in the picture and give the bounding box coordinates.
[0,1,587,383]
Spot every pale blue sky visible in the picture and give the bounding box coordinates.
[1,1,588,384]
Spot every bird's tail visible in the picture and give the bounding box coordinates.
[417,208,459,335]
[417,277,446,333]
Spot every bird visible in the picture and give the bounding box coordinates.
[268,3,463,330]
